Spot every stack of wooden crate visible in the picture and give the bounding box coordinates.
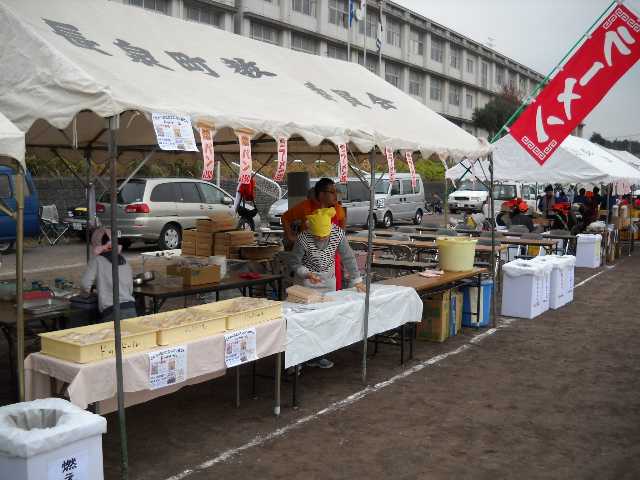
[193,212,237,257]
[214,230,257,258]
[181,229,197,255]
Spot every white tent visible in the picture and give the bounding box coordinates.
[446,135,640,189]
[0,112,24,167]
[0,0,489,164]
[604,147,640,171]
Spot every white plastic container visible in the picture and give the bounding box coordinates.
[501,260,552,319]
[0,398,107,480]
[575,234,602,268]
[531,255,576,309]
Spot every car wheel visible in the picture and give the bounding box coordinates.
[0,241,14,253]
[383,212,393,229]
[413,209,423,225]
[159,224,181,250]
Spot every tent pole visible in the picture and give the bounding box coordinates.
[16,163,25,402]
[86,152,92,263]
[362,149,376,385]
[108,116,129,480]
[443,176,449,227]
[489,154,497,329]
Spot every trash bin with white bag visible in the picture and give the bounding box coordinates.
[531,255,576,309]
[501,259,553,319]
[0,398,107,480]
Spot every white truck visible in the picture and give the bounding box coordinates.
[448,181,539,215]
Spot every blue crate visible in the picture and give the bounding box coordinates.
[462,279,493,328]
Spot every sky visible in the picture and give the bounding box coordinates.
[395,0,640,141]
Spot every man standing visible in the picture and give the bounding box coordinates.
[538,185,556,217]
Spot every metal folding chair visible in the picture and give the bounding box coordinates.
[39,205,70,246]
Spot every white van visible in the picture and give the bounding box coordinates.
[373,173,426,228]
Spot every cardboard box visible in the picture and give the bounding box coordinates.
[197,212,236,233]
[181,244,196,256]
[182,229,197,242]
[167,264,221,286]
[449,290,463,336]
[417,291,450,342]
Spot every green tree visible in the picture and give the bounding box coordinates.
[472,86,522,140]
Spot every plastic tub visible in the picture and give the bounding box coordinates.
[436,237,477,272]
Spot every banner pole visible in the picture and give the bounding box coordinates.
[489,0,617,144]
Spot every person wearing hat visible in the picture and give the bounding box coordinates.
[538,184,556,217]
[510,199,534,232]
[81,228,136,322]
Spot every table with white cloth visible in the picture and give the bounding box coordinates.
[284,284,423,405]
[25,318,286,415]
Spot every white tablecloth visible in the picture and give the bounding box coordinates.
[25,318,285,412]
[284,284,422,368]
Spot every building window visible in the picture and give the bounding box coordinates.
[128,0,169,14]
[495,66,505,86]
[328,0,348,28]
[519,77,527,93]
[385,62,402,88]
[184,1,224,28]
[431,35,444,63]
[327,43,348,60]
[359,12,376,38]
[481,62,488,88]
[250,22,280,45]
[450,45,461,69]
[466,57,474,74]
[466,93,474,109]
[386,17,401,47]
[409,70,423,97]
[358,53,379,74]
[410,29,424,56]
[292,0,317,17]
[430,77,443,101]
[509,72,517,89]
[291,32,319,54]
[449,84,461,106]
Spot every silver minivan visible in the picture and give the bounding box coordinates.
[97,178,241,250]
[373,173,426,228]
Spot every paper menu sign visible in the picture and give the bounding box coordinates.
[405,151,416,188]
[224,328,257,368]
[338,143,348,184]
[148,346,187,390]
[274,137,288,182]
[151,113,198,151]
[385,147,396,182]
[237,132,253,185]
[199,127,215,181]
[48,450,88,480]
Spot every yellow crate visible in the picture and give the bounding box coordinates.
[192,298,283,331]
[39,321,157,364]
[130,308,226,345]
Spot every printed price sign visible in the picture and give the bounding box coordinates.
[151,113,198,151]
[338,143,349,184]
[224,328,257,368]
[385,147,396,182]
[405,151,416,188]
[48,450,88,480]
[199,127,215,181]
[237,132,253,185]
[148,346,187,390]
[274,137,288,182]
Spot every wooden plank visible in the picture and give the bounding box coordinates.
[378,268,486,292]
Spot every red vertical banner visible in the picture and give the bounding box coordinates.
[405,151,416,188]
[274,137,288,182]
[338,143,348,183]
[385,147,396,182]
[199,127,215,181]
[237,131,253,185]
[509,4,640,164]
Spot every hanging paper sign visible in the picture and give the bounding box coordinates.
[224,328,257,368]
[385,147,396,182]
[148,346,187,390]
[509,4,640,165]
[338,143,349,184]
[199,127,215,181]
[237,132,253,185]
[48,450,88,480]
[151,113,198,151]
[274,137,288,182]
[405,151,417,188]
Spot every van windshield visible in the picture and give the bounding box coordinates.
[100,180,146,204]
[458,180,488,192]
[493,184,517,200]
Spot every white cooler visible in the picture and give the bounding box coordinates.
[0,398,107,480]
[531,255,576,309]
[501,259,553,319]
[575,234,602,268]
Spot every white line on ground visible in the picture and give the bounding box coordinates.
[0,262,88,278]
[574,265,614,289]
[163,263,615,480]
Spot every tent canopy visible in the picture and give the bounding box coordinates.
[604,147,640,170]
[0,0,490,167]
[0,112,25,166]
[446,134,640,187]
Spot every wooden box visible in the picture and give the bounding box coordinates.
[192,298,283,330]
[130,308,226,345]
[167,264,221,286]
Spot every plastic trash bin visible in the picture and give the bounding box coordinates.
[575,234,602,268]
[531,255,576,309]
[0,398,107,480]
[501,259,553,319]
